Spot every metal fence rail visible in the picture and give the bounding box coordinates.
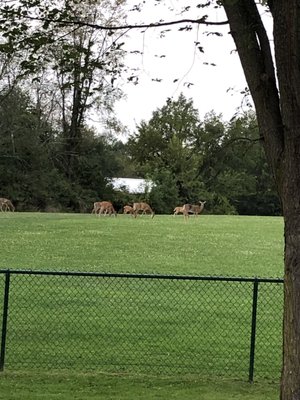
[0,270,283,381]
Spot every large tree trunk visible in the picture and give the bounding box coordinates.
[222,1,300,398]
[273,2,300,398]
[282,215,300,399]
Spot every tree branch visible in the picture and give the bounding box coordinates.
[4,14,228,31]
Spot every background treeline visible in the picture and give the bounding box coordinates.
[0,88,281,215]
[0,0,281,215]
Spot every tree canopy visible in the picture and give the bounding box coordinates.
[127,93,280,215]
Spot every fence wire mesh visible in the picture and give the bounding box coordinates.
[0,270,283,380]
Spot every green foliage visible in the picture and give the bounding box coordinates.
[127,93,205,205]
[127,95,281,216]
[0,2,280,216]
[214,113,280,215]
[204,193,237,215]
[127,94,200,170]
[0,87,281,215]
[149,168,180,214]
[0,87,59,209]
[0,0,130,211]
[0,0,127,180]
[0,87,130,211]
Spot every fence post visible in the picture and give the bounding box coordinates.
[0,270,11,372]
[248,279,259,382]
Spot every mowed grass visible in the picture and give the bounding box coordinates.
[0,212,284,277]
[0,371,279,400]
[0,212,283,399]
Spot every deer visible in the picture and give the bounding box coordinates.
[0,197,15,212]
[98,202,117,217]
[173,206,185,216]
[92,201,117,217]
[123,205,134,215]
[182,201,206,219]
[133,202,155,218]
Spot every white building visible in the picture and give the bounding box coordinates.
[111,178,154,194]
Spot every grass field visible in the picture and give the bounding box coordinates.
[0,212,284,277]
[0,371,279,400]
[0,212,284,399]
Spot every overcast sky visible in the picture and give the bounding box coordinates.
[97,1,272,137]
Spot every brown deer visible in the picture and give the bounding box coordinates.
[133,202,155,218]
[182,201,206,219]
[123,205,133,215]
[173,206,185,216]
[0,197,15,212]
[92,201,117,217]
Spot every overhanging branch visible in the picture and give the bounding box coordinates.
[3,14,228,31]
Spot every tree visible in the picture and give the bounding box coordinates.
[0,84,128,212]
[220,3,300,397]
[128,97,276,215]
[149,168,181,214]
[127,94,205,207]
[0,86,62,210]
[209,112,280,215]
[0,0,127,179]
[48,1,126,178]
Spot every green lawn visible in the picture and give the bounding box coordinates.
[0,371,279,400]
[0,212,283,399]
[0,212,284,277]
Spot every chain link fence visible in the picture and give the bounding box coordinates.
[0,270,283,381]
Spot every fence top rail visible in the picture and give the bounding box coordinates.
[0,269,284,284]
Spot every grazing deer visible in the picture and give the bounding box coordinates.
[92,201,117,217]
[182,201,206,219]
[98,202,117,217]
[133,202,155,218]
[123,205,133,215]
[0,197,15,212]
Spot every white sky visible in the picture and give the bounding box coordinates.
[111,1,258,137]
[91,1,273,138]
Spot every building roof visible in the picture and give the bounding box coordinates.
[111,178,154,194]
